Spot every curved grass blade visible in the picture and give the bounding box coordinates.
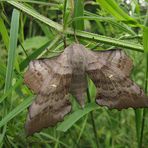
[0,96,33,128]
[57,103,98,132]
[7,1,63,32]
[73,0,84,30]
[140,26,148,147]
[7,1,143,52]
[73,30,143,52]
[0,17,9,49]
[20,35,61,70]
[1,9,20,145]
[0,78,23,104]
[96,0,137,24]
[4,9,20,93]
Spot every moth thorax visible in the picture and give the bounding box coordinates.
[71,55,87,72]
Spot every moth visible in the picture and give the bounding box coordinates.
[24,43,148,135]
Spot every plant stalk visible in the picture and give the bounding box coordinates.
[87,88,99,148]
[139,53,148,147]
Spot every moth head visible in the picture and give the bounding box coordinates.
[66,44,88,68]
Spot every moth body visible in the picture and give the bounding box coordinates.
[66,44,88,107]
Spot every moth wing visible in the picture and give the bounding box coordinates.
[86,49,148,109]
[24,52,72,136]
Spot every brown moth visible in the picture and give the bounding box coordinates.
[24,43,148,135]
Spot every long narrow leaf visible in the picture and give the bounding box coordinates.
[20,35,61,70]
[73,30,143,52]
[0,60,6,78]
[0,17,9,49]
[20,40,51,70]
[1,9,20,145]
[0,78,23,104]
[57,103,99,132]
[143,27,148,53]
[96,0,136,24]
[73,0,84,30]
[0,96,33,128]
[139,26,148,147]
[7,1,143,52]
[7,1,62,32]
[4,9,20,93]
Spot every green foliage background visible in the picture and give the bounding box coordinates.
[0,0,148,147]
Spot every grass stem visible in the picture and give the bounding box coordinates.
[87,88,99,148]
[139,53,148,147]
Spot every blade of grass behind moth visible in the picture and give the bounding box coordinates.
[73,1,99,147]
[71,30,143,52]
[39,34,61,57]
[20,34,61,70]
[140,26,148,148]
[57,103,98,132]
[19,40,51,70]
[1,9,20,145]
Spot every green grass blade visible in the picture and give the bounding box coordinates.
[72,15,136,35]
[73,0,84,30]
[20,35,61,70]
[7,1,143,51]
[0,17,9,49]
[0,96,33,128]
[20,40,51,70]
[83,10,136,35]
[72,30,143,52]
[143,27,148,53]
[4,9,20,93]
[0,60,6,77]
[2,0,59,6]
[1,9,20,145]
[7,1,62,32]
[57,103,98,132]
[135,109,142,147]
[96,0,136,24]
[139,26,148,147]
[39,133,69,148]
[0,78,23,104]
[63,0,68,30]
[76,115,88,143]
